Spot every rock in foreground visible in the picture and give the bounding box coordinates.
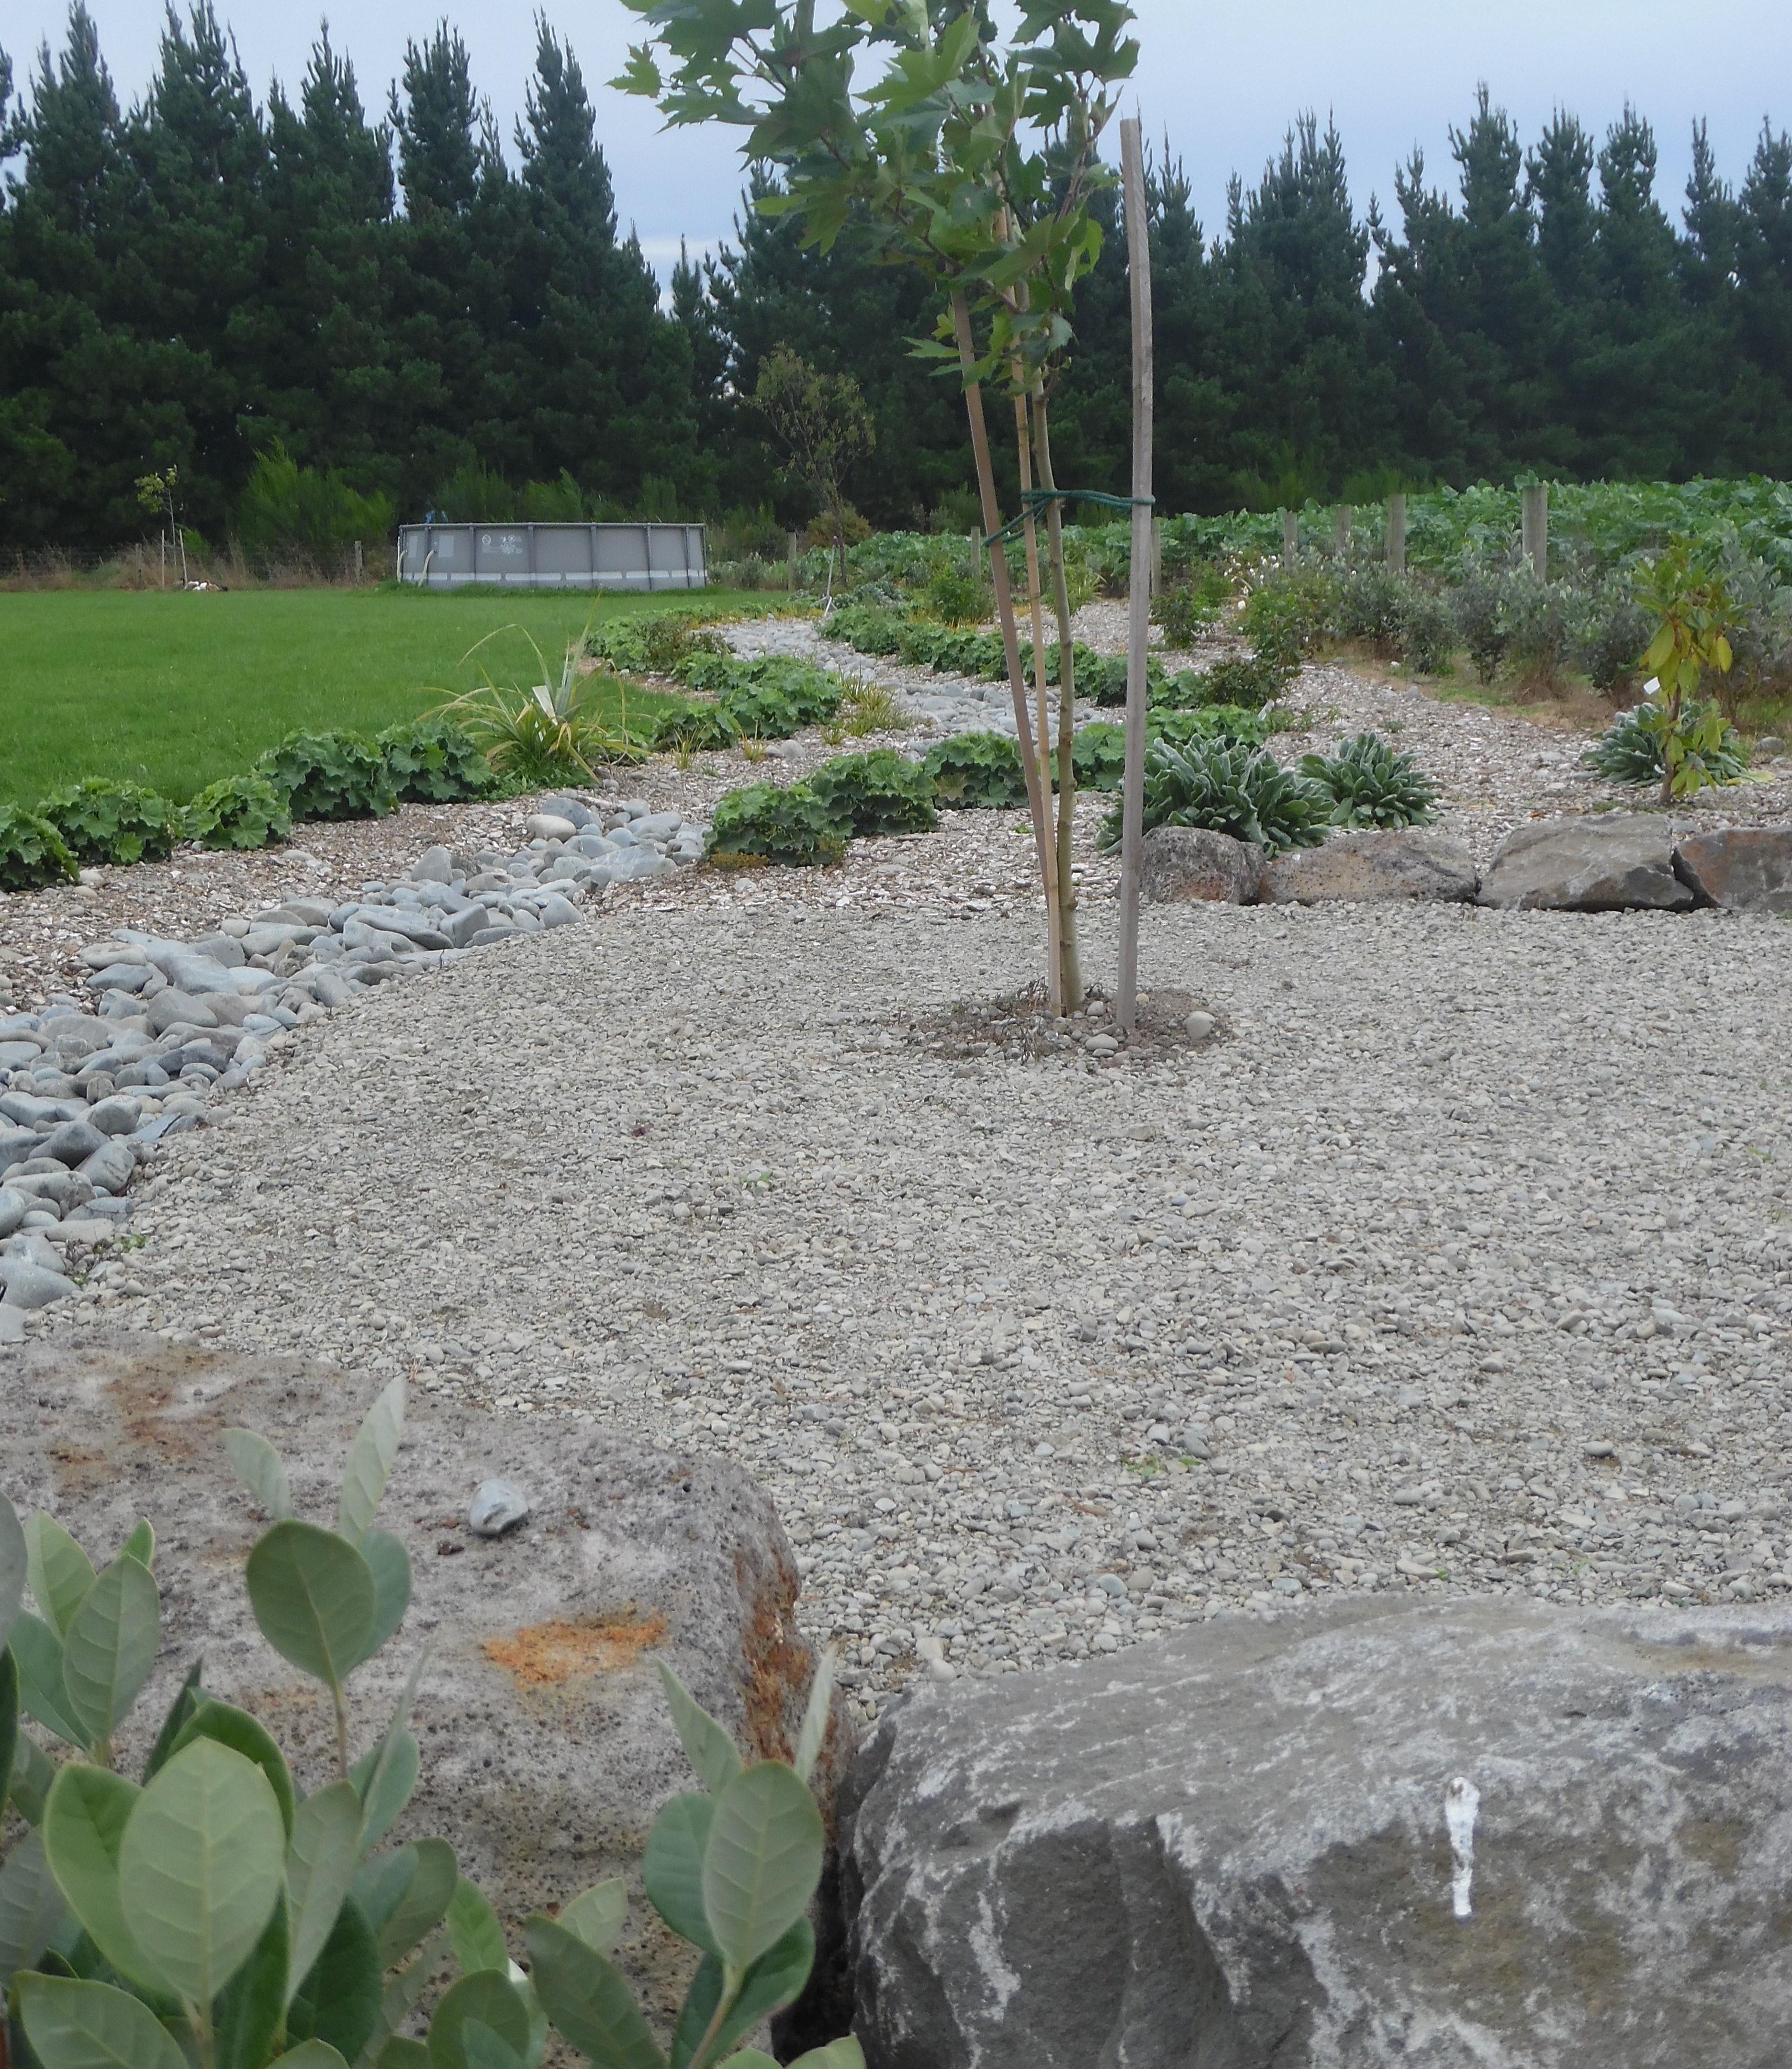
[1262,830,1479,904]
[1674,826,1792,913]
[1477,814,1693,912]
[1139,827,1264,904]
[830,1597,1792,2069]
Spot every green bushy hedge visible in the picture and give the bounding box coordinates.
[255,730,399,821]
[807,750,938,835]
[184,774,294,851]
[377,715,502,802]
[0,807,79,891]
[923,731,1030,808]
[36,779,183,866]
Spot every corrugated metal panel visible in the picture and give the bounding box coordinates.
[396,522,708,590]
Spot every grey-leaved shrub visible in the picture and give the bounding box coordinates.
[1103,736,1328,854]
[1299,732,1439,828]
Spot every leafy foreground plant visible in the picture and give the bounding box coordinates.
[805,752,937,837]
[374,718,499,805]
[434,637,647,790]
[922,732,1028,810]
[182,774,293,851]
[1583,693,1749,790]
[0,1388,862,2069]
[0,806,79,890]
[255,731,399,822]
[1632,545,1741,802]
[36,780,183,867]
[1103,737,1328,854]
[1300,733,1439,829]
[706,784,847,869]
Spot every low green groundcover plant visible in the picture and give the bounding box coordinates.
[0,1384,860,2069]
[0,806,79,891]
[36,779,184,867]
[707,783,848,868]
[1104,736,1329,854]
[1067,710,1270,796]
[805,751,937,837]
[183,774,293,851]
[1582,695,1749,789]
[922,732,1029,809]
[255,731,399,822]
[1300,732,1439,829]
[375,717,500,803]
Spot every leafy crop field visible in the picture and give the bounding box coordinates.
[0,586,769,805]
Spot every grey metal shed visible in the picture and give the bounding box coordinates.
[397,521,707,590]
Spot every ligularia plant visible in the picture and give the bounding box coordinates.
[0,1385,857,2069]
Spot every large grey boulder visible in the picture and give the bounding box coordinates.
[1139,827,1265,905]
[1477,813,1692,912]
[826,1597,1792,2069]
[0,1331,848,2029]
[1673,826,1792,913]
[1262,830,1479,905]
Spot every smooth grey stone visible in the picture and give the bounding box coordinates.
[356,907,453,950]
[607,823,640,848]
[189,933,248,967]
[0,1044,41,1070]
[443,906,493,949]
[0,1257,77,1309]
[82,1073,116,1105]
[537,893,583,928]
[524,814,578,843]
[618,798,652,820]
[242,1013,282,1034]
[353,962,405,986]
[145,946,245,993]
[612,850,675,883]
[81,1195,131,1223]
[87,1097,142,1137]
[633,813,683,842]
[86,963,154,994]
[10,1167,92,1212]
[5,1231,63,1270]
[537,796,596,829]
[264,898,335,926]
[147,990,217,1034]
[45,1218,117,1248]
[410,845,455,884]
[467,925,518,948]
[115,1061,171,1090]
[1479,814,1693,913]
[240,924,303,958]
[311,968,354,1010]
[0,1017,43,1040]
[192,992,250,1028]
[1,1093,81,1129]
[468,1480,531,1537]
[0,1188,28,1239]
[26,1072,81,1100]
[565,833,614,859]
[43,1016,109,1059]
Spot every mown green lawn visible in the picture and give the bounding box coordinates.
[0,586,770,806]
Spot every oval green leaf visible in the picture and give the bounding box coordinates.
[339,1378,406,1547]
[173,1700,297,1839]
[17,1973,188,2069]
[701,1764,825,1974]
[11,1611,83,1747]
[657,1663,742,1796]
[225,1429,295,1523]
[62,1555,161,1753]
[364,1837,457,1969]
[457,2020,523,2069]
[286,1894,382,2061]
[0,1489,26,1652]
[446,1876,507,1976]
[120,1521,155,1570]
[26,1516,95,1639]
[523,1916,666,2069]
[353,1725,420,1851]
[118,1737,288,2009]
[644,1794,719,1955]
[42,1763,165,1996]
[557,1877,628,1958]
[669,1919,814,2069]
[427,1971,532,2069]
[0,1643,17,1807]
[9,1731,56,1826]
[354,1529,414,1670]
[212,1894,290,2069]
[246,1522,375,1691]
[271,2048,352,2069]
[286,1781,364,2002]
[0,1830,67,1979]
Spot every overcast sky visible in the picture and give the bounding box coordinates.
[5,1,1787,276]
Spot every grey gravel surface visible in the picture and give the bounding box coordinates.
[33,891,1792,1723]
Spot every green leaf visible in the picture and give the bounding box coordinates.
[339,1379,406,1547]
[0,1644,17,1809]
[11,1614,82,1748]
[16,1974,187,2069]
[119,1524,154,1572]
[557,1879,628,1959]
[427,1973,532,2069]
[0,1491,26,1653]
[142,1658,206,1782]
[118,1737,288,2008]
[446,1877,507,1976]
[719,2055,777,2069]
[523,1917,666,2069]
[357,1837,458,1969]
[456,2021,523,2069]
[643,1795,719,1956]
[26,1519,95,1640]
[378,2045,432,2069]
[212,1895,290,2069]
[786,2045,864,2069]
[287,1895,382,2061]
[61,1557,160,1755]
[287,1782,365,2002]
[42,1764,165,1996]
[0,1831,66,1978]
[701,1765,824,1975]
[669,1920,814,2069]
[351,1726,419,1852]
[657,1663,742,1795]
[173,1701,297,1839]
[361,1933,447,2066]
[353,1530,413,1670]
[225,1431,296,1523]
[9,1730,55,1825]
[792,1648,836,1786]
[247,1522,375,1692]
[272,2049,353,2069]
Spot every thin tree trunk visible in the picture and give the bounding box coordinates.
[1013,392,1053,820]
[951,291,1063,1012]
[1029,388,1084,1013]
[1116,116,1155,1034]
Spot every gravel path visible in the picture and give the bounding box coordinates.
[38,889,1792,1722]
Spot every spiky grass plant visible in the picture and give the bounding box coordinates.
[434,627,646,788]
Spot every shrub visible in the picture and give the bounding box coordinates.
[711,553,777,590]
[1071,722,1128,792]
[1393,585,1457,674]
[653,700,743,752]
[1500,574,1573,693]
[376,715,501,802]
[707,782,848,867]
[1583,695,1748,788]
[587,613,729,675]
[183,774,292,850]
[1153,561,1230,648]
[924,561,992,627]
[830,681,912,738]
[255,729,399,820]
[35,779,183,866]
[827,603,909,655]
[923,731,1030,808]
[678,655,847,731]
[1152,705,1272,752]
[0,806,79,890]
[1240,566,1340,667]
[1104,736,1327,854]
[1300,732,1439,828]
[1153,651,1295,713]
[807,750,938,835]
[1450,558,1513,683]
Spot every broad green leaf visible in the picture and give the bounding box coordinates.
[119,1738,287,2008]
[354,1530,413,1669]
[173,1701,297,1839]
[225,1429,296,1522]
[701,1765,825,1974]
[456,2019,523,2069]
[557,1878,628,1958]
[643,1795,718,1955]
[356,1837,457,1969]
[446,1877,507,1975]
[120,1523,154,1571]
[271,2049,352,2069]
[377,2044,432,2069]
[787,2043,864,2069]
[669,1920,814,2069]
[351,1726,419,1852]
[61,1556,160,1754]
[16,1973,187,2069]
[247,1522,375,1692]
[426,1972,531,2069]
[523,1917,665,2069]
[362,1932,447,2065]
[287,1782,364,2001]
[42,1764,165,1995]
[0,1831,66,1977]
[339,1379,406,1547]
[212,1895,290,2069]
[719,2055,777,2069]
[142,1657,206,1782]
[286,1894,381,2061]
[12,1612,83,1747]
[0,1490,26,1652]
[657,1663,742,1795]
[26,1519,95,1641]
[9,1730,55,1825]
[0,1644,17,1806]
[792,1648,837,1785]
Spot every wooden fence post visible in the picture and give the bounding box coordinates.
[1521,484,1549,581]
[1281,509,1297,567]
[1334,504,1352,556]
[1387,494,1407,576]
[1116,115,1155,1037]
[787,532,800,590]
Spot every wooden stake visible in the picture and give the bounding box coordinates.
[1386,494,1407,576]
[1116,116,1154,1037]
[1334,504,1351,557]
[1522,483,1549,582]
[1281,509,1297,567]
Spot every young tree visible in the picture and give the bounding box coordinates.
[754,344,873,590]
